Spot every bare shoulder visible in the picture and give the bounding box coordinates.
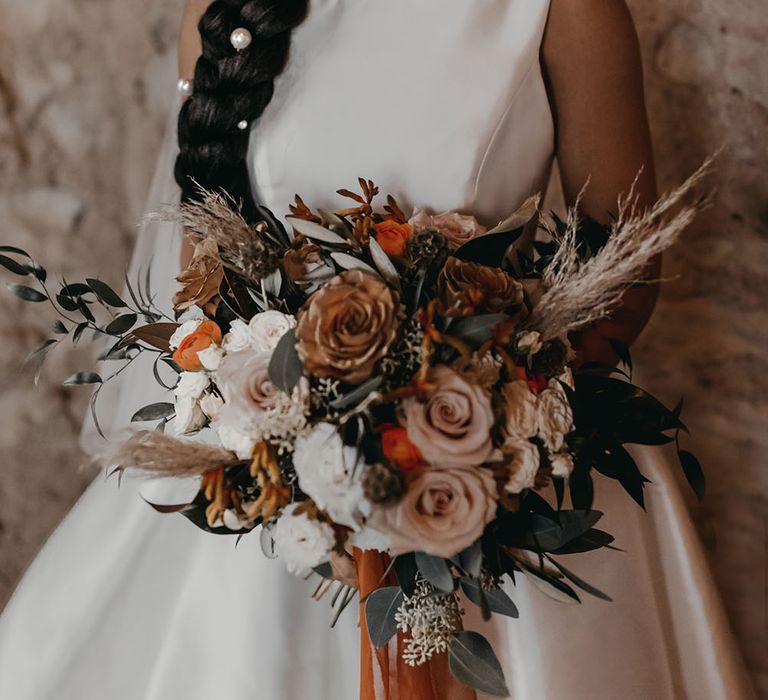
[543,0,641,63]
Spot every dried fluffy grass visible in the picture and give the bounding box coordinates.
[152,186,278,284]
[526,160,712,340]
[98,430,238,478]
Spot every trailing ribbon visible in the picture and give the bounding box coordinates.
[354,549,477,700]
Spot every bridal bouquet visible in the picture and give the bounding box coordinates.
[2,171,707,697]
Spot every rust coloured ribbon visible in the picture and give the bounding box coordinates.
[354,549,477,700]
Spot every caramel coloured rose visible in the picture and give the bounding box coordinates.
[369,465,498,558]
[295,269,402,385]
[173,238,223,318]
[437,257,525,317]
[401,365,495,468]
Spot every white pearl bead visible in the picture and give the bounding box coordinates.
[230,27,253,51]
[177,78,194,97]
[237,120,249,131]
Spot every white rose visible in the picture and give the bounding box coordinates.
[173,396,207,435]
[197,345,224,371]
[248,310,296,353]
[557,366,575,390]
[501,380,538,440]
[274,503,336,575]
[503,438,541,494]
[293,423,370,530]
[536,380,574,452]
[222,320,253,353]
[216,424,256,460]
[517,330,543,355]
[550,452,574,479]
[175,371,210,401]
[199,393,224,421]
[169,318,203,350]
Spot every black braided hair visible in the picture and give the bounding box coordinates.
[175,0,309,222]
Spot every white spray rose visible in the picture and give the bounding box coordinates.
[222,320,253,353]
[197,345,224,371]
[248,310,296,353]
[172,372,210,434]
[503,438,541,494]
[536,380,574,453]
[517,330,543,355]
[169,318,203,350]
[501,380,538,440]
[550,452,574,479]
[199,393,224,421]
[274,503,336,575]
[293,423,370,530]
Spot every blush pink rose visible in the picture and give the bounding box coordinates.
[408,209,487,250]
[370,466,498,558]
[402,365,495,468]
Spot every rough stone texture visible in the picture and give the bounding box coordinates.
[0,1,765,694]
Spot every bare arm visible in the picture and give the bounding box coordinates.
[177,0,209,270]
[542,0,660,366]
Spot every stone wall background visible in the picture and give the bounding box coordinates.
[0,0,765,694]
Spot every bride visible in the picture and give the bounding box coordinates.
[0,1,755,698]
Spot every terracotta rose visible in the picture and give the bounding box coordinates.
[370,466,498,558]
[437,257,525,317]
[295,269,402,385]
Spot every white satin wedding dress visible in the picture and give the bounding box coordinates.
[0,1,755,698]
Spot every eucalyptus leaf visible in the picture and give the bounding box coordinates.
[105,313,138,336]
[64,372,102,386]
[460,578,519,618]
[52,320,68,334]
[457,540,483,578]
[86,278,127,308]
[27,261,46,283]
[0,254,31,276]
[547,557,612,601]
[330,376,384,410]
[448,631,510,697]
[56,293,79,312]
[365,586,404,648]
[449,313,510,347]
[72,321,90,344]
[394,553,419,597]
[288,216,349,246]
[0,245,31,257]
[553,528,615,555]
[131,402,175,423]
[415,552,454,593]
[678,450,705,501]
[368,236,401,288]
[524,567,580,604]
[331,252,379,276]
[7,283,46,303]
[268,329,303,394]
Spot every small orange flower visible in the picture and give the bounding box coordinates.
[374,220,412,258]
[381,425,424,472]
[172,320,223,372]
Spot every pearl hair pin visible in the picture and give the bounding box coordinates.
[237,120,249,131]
[230,27,253,51]
[177,78,194,97]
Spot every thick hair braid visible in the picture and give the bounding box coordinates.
[175,0,309,221]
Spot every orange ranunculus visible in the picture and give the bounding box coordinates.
[381,425,423,472]
[172,320,223,372]
[374,220,412,258]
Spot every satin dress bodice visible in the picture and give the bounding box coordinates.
[248,0,554,225]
